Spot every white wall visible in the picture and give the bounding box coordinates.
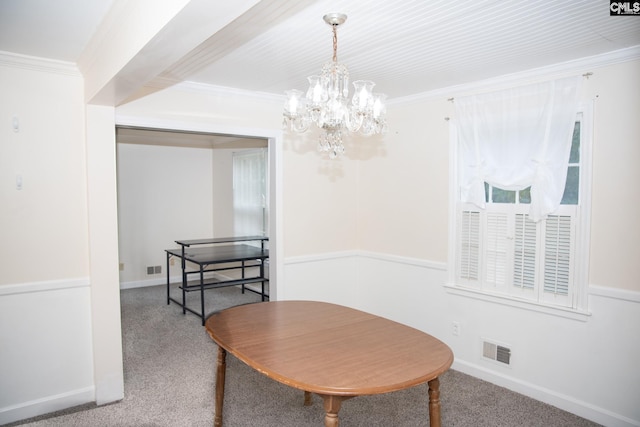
[0,281,95,423]
[0,62,89,284]
[116,143,214,286]
[0,59,96,424]
[586,60,640,291]
[356,96,451,262]
[85,104,124,406]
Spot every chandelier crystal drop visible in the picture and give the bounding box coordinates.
[283,13,387,159]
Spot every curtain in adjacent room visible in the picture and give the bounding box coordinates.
[232,149,267,239]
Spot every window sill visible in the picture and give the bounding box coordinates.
[444,283,591,321]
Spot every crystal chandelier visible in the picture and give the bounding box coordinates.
[283,13,387,159]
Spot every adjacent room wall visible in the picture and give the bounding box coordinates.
[116,143,214,287]
[116,143,266,288]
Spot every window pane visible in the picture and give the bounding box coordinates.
[569,121,580,164]
[519,187,531,204]
[492,187,516,203]
[561,166,579,205]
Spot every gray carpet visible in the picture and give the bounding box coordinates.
[7,285,599,426]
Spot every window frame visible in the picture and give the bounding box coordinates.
[446,102,593,320]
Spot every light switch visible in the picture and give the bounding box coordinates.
[16,174,22,190]
[12,116,19,132]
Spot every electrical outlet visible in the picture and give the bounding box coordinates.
[452,321,461,336]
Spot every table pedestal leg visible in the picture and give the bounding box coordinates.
[214,347,227,427]
[428,377,442,427]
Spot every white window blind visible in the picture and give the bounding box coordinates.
[543,215,573,296]
[513,213,536,291]
[458,210,480,281]
[455,206,575,305]
[485,212,508,289]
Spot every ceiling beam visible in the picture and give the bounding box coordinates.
[78,0,262,106]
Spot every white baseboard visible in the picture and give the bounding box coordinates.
[119,271,243,290]
[452,360,640,427]
[120,276,180,290]
[0,386,94,425]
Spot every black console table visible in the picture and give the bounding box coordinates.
[165,236,269,324]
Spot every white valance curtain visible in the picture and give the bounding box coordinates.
[455,76,582,222]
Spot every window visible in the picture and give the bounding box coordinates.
[450,113,591,315]
[233,149,268,240]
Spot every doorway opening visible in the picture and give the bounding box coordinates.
[114,124,280,305]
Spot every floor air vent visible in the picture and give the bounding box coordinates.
[483,341,511,365]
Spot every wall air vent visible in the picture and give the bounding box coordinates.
[146,265,162,275]
[483,340,511,365]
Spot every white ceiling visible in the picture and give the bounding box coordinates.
[0,0,115,63]
[1,0,639,101]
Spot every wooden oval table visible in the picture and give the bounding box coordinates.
[205,301,453,427]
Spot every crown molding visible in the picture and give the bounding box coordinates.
[390,45,640,105]
[0,51,81,76]
[171,79,284,104]
[127,75,284,104]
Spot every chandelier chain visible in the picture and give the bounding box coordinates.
[332,25,338,63]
